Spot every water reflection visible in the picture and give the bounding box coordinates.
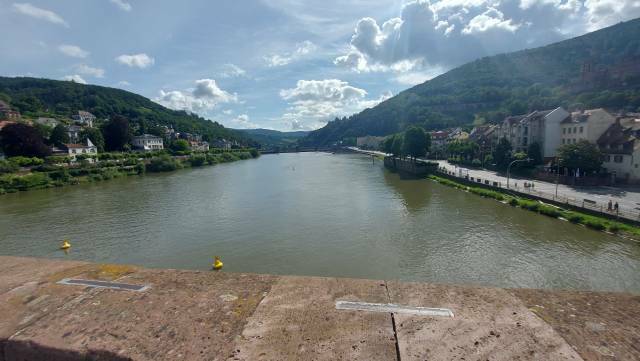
[382,170,432,212]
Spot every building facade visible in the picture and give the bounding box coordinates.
[598,117,640,183]
[497,107,569,158]
[65,139,98,162]
[561,108,616,146]
[132,134,164,151]
[72,111,96,127]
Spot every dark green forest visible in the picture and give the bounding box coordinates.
[303,18,640,146]
[0,77,249,144]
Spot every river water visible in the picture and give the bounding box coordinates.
[1,152,639,292]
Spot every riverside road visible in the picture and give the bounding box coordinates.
[351,147,640,218]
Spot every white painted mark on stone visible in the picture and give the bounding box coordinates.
[57,278,149,292]
[336,301,454,317]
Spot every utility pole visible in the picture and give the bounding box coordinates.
[555,156,560,200]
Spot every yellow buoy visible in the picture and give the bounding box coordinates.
[60,240,71,250]
[212,256,223,270]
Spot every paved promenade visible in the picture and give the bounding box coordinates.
[1,256,639,360]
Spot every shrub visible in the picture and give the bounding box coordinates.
[508,198,519,206]
[8,156,44,167]
[518,199,540,211]
[189,155,206,167]
[10,173,51,190]
[608,224,621,233]
[538,205,562,218]
[567,213,584,223]
[249,149,260,158]
[146,155,180,172]
[584,219,606,231]
[471,158,481,166]
[0,160,19,174]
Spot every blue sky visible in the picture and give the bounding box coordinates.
[1,0,639,131]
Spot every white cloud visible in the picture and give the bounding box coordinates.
[155,79,238,113]
[62,75,87,84]
[12,3,69,27]
[334,0,638,76]
[115,53,155,68]
[265,54,293,67]
[109,0,132,12]
[227,114,259,129]
[219,63,247,78]
[58,45,89,58]
[264,40,317,67]
[584,0,640,30]
[117,80,131,87]
[279,79,391,130]
[76,64,105,78]
[462,8,520,34]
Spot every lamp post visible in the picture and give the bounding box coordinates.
[507,158,531,189]
[555,156,560,200]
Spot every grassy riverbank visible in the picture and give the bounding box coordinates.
[0,149,259,194]
[428,175,640,239]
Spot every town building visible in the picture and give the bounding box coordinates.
[72,111,96,127]
[67,125,83,143]
[132,134,164,151]
[212,139,233,149]
[0,101,21,120]
[190,141,210,152]
[0,120,17,131]
[597,116,640,183]
[356,136,385,150]
[430,130,449,158]
[497,107,570,158]
[64,139,98,162]
[561,108,616,146]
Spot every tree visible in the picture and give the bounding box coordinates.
[382,136,394,154]
[0,123,51,158]
[558,140,603,173]
[102,115,131,151]
[171,139,190,152]
[527,142,543,165]
[49,124,70,147]
[391,134,403,157]
[493,137,512,169]
[402,126,428,160]
[80,127,105,152]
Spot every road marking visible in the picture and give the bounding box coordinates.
[336,301,454,317]
[57,278,149,292]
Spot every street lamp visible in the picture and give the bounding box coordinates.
[507,158,531,189]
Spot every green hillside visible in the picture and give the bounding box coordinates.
[236,128,308,149]
[303,18,640,146]
[0,77,249,143]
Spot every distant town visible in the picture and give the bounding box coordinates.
[356,107,640,186]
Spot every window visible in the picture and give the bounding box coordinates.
[579,126,583,133]
[562,128,566,134]
[562,139,565,144]
[604,155,611,162]
[614,155,624,163]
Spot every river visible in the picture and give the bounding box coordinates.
[1,152,639,292]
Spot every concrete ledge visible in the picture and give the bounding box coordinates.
[0,256,638,360]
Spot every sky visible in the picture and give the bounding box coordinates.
[1,0,639,131]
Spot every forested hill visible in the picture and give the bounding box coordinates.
[0,77,248,143]
[302,18,640,146]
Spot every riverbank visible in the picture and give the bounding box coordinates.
[0,149,259,195]
[428,174,640,240]
[1,256,637,360]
